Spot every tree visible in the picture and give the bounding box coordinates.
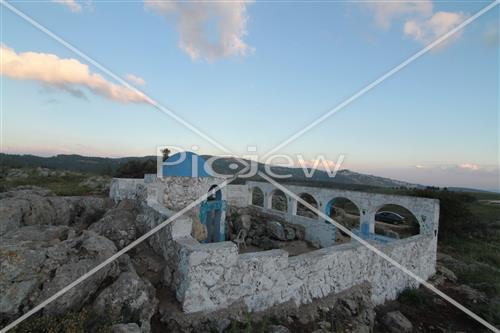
[161,148,171,162]
[114,159,156,179]
[411,188,475,241]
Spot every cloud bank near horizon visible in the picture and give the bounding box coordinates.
[1,45,153,105]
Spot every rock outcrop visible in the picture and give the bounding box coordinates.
[0,227,119,319]
[93,270,159,332]
[0,186,112,235]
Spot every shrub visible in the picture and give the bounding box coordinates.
[114,160,156,179]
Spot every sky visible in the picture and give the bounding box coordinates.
[1,0,499,191]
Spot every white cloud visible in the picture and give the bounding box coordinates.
[126,74,146,86]
[1,45,152,105]
[145,0,254,61]
[364,2,467,47]
[459,163,481,171]
[415,162,495,172]
[483,22,499,47]
[404,11,467,45]
[52,0,82,12]
[365,1,433,29]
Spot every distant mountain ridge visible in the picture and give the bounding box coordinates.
[0,153,155,174]
[2,153,490,193]
[201,155,421,189]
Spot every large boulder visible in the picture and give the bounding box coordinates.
[268,221,286,240]
[233,214,252,232]
[0,197,30,235]
[93,270,158,333]
[0,228,119,319]
[111,323,141,333]
[0,187,112,233]
[381,311,413,333]
[35,231,120,315]
[89,208,138,249]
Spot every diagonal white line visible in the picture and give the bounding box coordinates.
[0,0,235,156]
[257,171,500,333]
[260,0,500,161]
[1,1,498,332]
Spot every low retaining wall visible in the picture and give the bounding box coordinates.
[174,233,437,313]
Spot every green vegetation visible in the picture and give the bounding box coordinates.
[9,308,118,333]
[398,288,432,307]
[0,153,155,175]
[113,159,156,179]
[0,167,97,196]
[395,188,500,329]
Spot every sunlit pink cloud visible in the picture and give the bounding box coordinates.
[1,45,153,105]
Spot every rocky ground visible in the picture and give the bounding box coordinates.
[0,186,495,332]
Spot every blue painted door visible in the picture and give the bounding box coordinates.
[200,200,227,243]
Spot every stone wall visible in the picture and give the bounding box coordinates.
[245,181,440,247]
[174,234,437,313]
[111,177,439,315]
[226,185,250,207]
[109,178,146,202]
[111,176,228,242]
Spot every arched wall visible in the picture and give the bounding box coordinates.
[245,181,440,247]
[292,192,320,217]
[249,186,264,207]
[267,189,289,212]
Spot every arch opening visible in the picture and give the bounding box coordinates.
[296,193,319,219]
[251,187,264,207]
[325,197,360,244]
[374,204,420,239]
[271,190,288,212]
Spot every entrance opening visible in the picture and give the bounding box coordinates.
[325,197,360,244]
[201,185,225,243]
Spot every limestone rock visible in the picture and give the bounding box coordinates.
[268,325,291,333]
[283,226,296,240]
[431,263,458,286]
[448,284,487,305]
[79,176,111,193]
[234,214,252,232]
[37,231,119,315]
[268,221,286,240]
[0,228,118,318]
[0,187,111,232]
[89,208,137,249]
[111,323,141,333]
[0,197,30,235]
[93,271,159,333]
[382,311,413,333]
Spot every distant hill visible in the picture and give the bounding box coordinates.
[3,153,493,194]
[0,153,156,175]
[201,155,422,189]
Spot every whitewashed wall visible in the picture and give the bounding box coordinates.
[174,233,437,313]
[111,177,439,315]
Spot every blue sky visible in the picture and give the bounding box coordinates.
[1,0,499,190]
